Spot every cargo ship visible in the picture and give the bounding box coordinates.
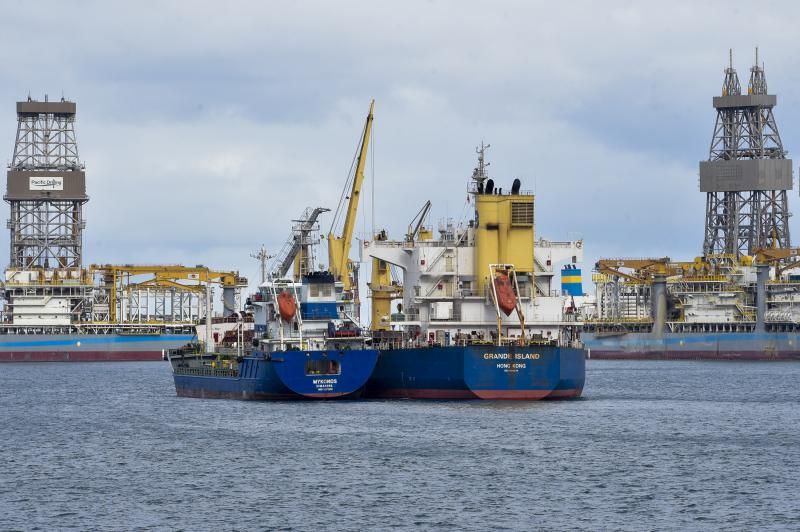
[170,272,379,399]
[362,143,586,399]
[0,97,246,362]
[170,101,379,399]
[582,51,800,360]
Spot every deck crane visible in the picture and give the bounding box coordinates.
[327,100,374,295]
[405,200,432,242]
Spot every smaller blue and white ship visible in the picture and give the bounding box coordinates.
[170,100,379,399]
[170,272,378,400]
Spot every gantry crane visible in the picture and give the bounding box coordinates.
[89,264,247,322]
[594,258,673,283]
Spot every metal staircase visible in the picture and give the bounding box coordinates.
[270,207,330,278]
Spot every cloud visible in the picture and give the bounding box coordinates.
[0,0,798,296]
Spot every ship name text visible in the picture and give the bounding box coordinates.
[483,353,540,360]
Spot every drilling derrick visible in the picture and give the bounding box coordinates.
[6,96,88,269]
[701,50,792,257]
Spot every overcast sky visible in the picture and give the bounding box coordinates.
[2,0,799,290]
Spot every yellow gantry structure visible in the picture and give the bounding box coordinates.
[89,264,247,322]
[369,230,403,331]
[754,247,800,277]
[327,99,374,293]
[594,258,673,283]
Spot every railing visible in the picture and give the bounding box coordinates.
[391,310,421,322]
[172,366,239,378]
[536,239,579,249]
[587,317,654,323]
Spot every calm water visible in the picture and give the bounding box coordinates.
[1,360,798,531]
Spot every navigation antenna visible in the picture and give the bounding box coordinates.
[471,141,491,190]
[250,245,273,284]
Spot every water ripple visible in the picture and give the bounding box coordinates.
[0,360,798,530]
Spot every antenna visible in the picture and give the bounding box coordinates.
[250,245,273,284]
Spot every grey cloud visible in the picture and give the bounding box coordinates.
[0,0,798,288]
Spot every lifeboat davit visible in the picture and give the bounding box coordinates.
[494,273,517,316]
[277,290,297,321]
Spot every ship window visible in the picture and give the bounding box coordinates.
[310,284,320,297]
[511,202,534,226]
[305,359,341,376]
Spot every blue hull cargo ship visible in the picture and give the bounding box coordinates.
[170,273,380,400]
[171,102,380,399]
[362,144,587,400]
[365,345,584,400]
[171,347,379,400]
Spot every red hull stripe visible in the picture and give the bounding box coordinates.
[0,351,164,362]
[545,388,583,399]
[472,389,551,400]
[590,350,800,361]
[370,388,562,400]
[369,388,476,399]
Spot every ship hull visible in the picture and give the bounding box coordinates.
[172,349,380,400]
[0,334,195,362]
[583,332,800,360]
[363,345,585,400]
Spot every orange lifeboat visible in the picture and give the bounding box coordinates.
[494,273,517,316]
[277,290,297,321]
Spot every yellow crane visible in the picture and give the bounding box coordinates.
[90,264,247,322]
[327,99,374,293]
[369,201,431,330]
[369,230,403,331]
[594,258,673,283]
[754,247,800,277]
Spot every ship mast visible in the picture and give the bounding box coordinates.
[250,245,272,284]
[471,142,491,192]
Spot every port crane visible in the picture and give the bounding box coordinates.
[594,258,674,283]
[89,264,247,323]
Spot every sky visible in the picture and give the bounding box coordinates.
[1,0,800,298]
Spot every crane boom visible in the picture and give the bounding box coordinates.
[406,200,432,241]
[595,258,672,282]
[327,99,374,291]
